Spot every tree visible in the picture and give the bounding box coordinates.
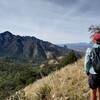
[62,51,77,66]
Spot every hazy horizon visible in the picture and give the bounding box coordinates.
[0,0,100,44]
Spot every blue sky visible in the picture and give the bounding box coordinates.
[0,0,100,44]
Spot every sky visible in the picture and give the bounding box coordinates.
[0,0,100,44]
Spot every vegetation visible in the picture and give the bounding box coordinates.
[8,58,90,100]
[0,51,78,99]
[0,61,35,99]
[35,84,52,100]
[61,51,77,66]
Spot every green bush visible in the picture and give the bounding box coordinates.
[62,51,77,66]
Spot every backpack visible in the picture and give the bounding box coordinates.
[90,47,100,74]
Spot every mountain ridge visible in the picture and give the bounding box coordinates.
[0,31,71,63]
[58,42,92,53]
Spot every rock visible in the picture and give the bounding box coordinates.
[40,64,45,68]
[48,59,59,65]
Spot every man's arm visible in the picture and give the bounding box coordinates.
[84,48,91,75]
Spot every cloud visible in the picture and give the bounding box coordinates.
[74,0,100,16]
[0,0,100,43]
[46,0,78,7]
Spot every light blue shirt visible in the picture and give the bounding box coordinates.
[84,44,100,74]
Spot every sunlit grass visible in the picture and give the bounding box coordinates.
[8,58,90,100]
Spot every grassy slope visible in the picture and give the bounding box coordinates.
[8,58,90,100]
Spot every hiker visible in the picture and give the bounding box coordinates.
[84,32,100,100]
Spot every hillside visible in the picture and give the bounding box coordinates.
[8,58,90,100]
[0,51,78,100]
[0,31,70,63]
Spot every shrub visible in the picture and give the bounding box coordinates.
[35,84,52,100]
[62,51,77,66]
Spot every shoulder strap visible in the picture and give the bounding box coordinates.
[92,47,100,62]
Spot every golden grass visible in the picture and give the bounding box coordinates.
[7,58,90,100]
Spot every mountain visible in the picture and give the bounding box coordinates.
[8,58,89,100]
[59,43,92,53]
[0,31,71,63]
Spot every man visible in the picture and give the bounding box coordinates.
[84,32,100,100]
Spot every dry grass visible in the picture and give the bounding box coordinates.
[8,58,90,100]
[23,58,90,100]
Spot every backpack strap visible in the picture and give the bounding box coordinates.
[92,48,100,63]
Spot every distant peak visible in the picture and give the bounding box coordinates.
[0,31,14,36]
[3,31,12,35]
